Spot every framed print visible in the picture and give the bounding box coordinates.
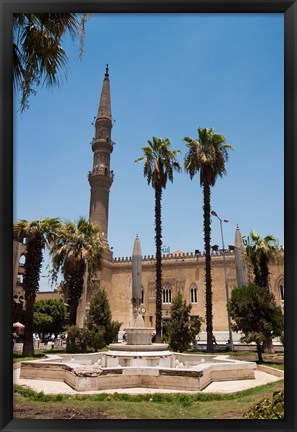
[1,1,296,431]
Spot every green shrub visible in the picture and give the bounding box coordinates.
[85,288,122,347]
[89,326,106,351]
[165,292,202,352]
[243,391,284,419]
[66,325,92,353]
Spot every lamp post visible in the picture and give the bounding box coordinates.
[211,210,234,351]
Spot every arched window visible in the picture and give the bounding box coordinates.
[162,283,172,304]
[279,278,284,302]
[19,254,25,267]
[190,283,198,303]
[141,286,144,304]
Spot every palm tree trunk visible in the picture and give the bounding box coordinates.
[67,266,85,326]
[155,186,163,343]
[203,183,214,352]
[22,236,43,357]
[259,256,270,290]
[256,256,274,352]
[22,300,34,357]
[69,302,78,326]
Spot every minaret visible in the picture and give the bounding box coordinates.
[88,65,114,240]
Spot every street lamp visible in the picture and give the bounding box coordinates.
[211,210,234,351]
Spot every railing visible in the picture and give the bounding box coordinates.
[90,137,115,149]
[88,167,114,181]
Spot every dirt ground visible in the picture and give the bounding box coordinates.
[14,399,120,419]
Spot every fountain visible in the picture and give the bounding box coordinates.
[19,235,257,392]
[105,234,174,368]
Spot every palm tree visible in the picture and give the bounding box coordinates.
[135,137,181,343]
[245,230,279,353]
[50,217,105,325]
[246,230,278,290]
[13,13,90,112]
[184,127,233,352]
[13,218,61,356]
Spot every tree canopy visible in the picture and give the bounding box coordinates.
[34,299,66,335]
[228,283,283,362]
[13,13,90,112]
[246,230,279,290]
[50,217,106,325]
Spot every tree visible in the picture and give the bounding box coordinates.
[13,217,61,356]
[183,127,233,351]
[245,230,279,353]
[85,288,122,350]
[227,283,283,362]
[246,230,278,290]
[33,312,54,335]
[50,217,105,326]
[135,137,181,343]
[34,299,66,335]
[13,13,90,112]
[165,291,202,352]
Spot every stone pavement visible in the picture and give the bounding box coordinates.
[13,366,282,395]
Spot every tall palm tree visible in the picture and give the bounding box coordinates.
[246,230,278,290]
[135,137,181,343]
[13,217,61,356]
[13,13,90,112]
[50,217,105,325]
[184,127,233,352]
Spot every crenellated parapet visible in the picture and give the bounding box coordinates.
[113,249,236,263]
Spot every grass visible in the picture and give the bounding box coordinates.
[13,380,284,419]
[13,348,66,363]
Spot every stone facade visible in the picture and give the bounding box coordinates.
[76,249,284,332]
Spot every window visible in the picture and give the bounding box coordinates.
[19,254,25,267]
[162,283,172,304]
[190,283,198,303]
[279,278,284,302]
[141,286,144,304]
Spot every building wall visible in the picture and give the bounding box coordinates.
[94,250,284,332]
[13,240,284,332]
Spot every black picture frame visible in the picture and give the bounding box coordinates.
[1,1,296,431]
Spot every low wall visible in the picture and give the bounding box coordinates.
[257,364,284,378]
[19,355,257,392]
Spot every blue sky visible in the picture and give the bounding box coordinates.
[14,13,284,291]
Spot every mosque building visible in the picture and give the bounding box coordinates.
[13,66,284,336]
[75,66,284,332]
